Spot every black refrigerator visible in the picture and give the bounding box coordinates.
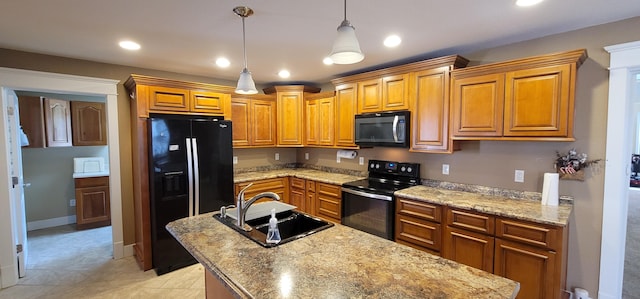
[148,114,234,275]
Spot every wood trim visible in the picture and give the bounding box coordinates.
[124,74,235,94]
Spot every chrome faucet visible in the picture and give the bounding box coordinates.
[236,183,281,231]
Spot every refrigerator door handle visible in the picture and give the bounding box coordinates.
[191,138,200,216]
[185,138,194,217]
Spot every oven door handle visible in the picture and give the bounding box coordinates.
[342,187,393,201]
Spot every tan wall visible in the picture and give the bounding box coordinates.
[233,148,297,170]
[2,15,639,294]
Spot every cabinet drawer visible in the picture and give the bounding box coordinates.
[395,214,442,252]
[446,208,495,235]
[291,177,305,189]
[74,176,109,188]
[496,218,559,250]
[396,197,442,222]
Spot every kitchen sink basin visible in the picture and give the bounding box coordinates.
[213,209,334,247]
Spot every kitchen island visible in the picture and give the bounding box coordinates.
[167,212,519,298]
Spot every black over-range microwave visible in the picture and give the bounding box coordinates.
[354,110,410,147]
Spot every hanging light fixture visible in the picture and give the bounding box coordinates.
[328,0,364,64]
[234,6,258,95]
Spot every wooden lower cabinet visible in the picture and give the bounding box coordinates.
[74,176,110,229]
[315,182,341,223]
[306,180,316,217]
[394,197,442,255]
[289,177,306,211]
[235,177,289,204]
[443,226,494,272]
[495,239,557,299]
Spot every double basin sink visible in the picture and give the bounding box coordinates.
[213,202,334,247]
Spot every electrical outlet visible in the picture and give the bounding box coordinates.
[69,199,76,207]
[442,164,450,175]
[275,153,280,161]
[515,170,525,183]
[233,156,238,164]
[359,157,364,165]
[305,153,309,160]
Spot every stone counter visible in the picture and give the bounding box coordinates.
[167,213,519,298]
[234,168,364,186]
[395,185,572,226]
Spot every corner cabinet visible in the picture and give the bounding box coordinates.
[451,49,587,141]
[264,85,321,147]
[231,96,277,148]
[124,74,234,271]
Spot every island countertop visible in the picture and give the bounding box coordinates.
[167,212,519,298]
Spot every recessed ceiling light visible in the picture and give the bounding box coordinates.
[384,35,402,48]
[119,40,140,51]
[516,0,544,7]
[278,70,291,78]
[323,57,334,65]
[216,57,230,68]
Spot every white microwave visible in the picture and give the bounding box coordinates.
[354,111,410,147]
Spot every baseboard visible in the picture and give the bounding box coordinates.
[123,244,134,257]
[26,215,76,231]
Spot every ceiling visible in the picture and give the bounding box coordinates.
[1,1,640,86]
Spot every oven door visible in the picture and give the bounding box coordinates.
[341,187,394,240]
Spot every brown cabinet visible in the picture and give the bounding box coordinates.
[231,97,277,147]
[44,98,73,147]
[451,49,587,141]
[315,182,341,223]
[394,197,442,255]
[305,92,335,147]
[443,208,496,272]
[74,176,111,229]
[235,177,289,205]
[71,101,107,146]
[264,85,320,147]
[305,180,317,217]
[357,74,410,114]
[18,96,46,148]
[289,177,306,211]
[334,83,358,148]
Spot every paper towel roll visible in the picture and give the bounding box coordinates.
[337,150,357,159]
[541,173,559,206]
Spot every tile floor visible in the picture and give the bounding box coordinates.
[0,225,205,299]
[624,188,640,299]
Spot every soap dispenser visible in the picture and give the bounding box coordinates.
[266,208,281,244]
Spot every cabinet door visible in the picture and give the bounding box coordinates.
[290,177,306,211]
[75,177,111,229]
[305,181,316,217]
[443,226,494,272]
[504,65,571,138]
[318,97,335,146]
[231,99,251,147]
[382,74,410,111]
[277,90,304,146]
[357,78,382,113]
[315,183,341,222]
[71,101,107,146]
[494,238,556,299]
[335,84,357,147]
[410,67,452,152]
[148,86,189,112]
[251,99,277,146]
[18,96,46,148]
[190,90,230,116]
[305,99,319,145]
[451,73,505,137]
[43,98,72,147]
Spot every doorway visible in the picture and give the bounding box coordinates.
[0,67,122,288]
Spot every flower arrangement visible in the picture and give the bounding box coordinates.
[554,148,601,180]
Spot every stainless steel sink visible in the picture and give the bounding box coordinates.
[213,210,334,247]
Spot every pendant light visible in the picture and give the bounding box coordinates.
[328,0,364,64]
[234,6,258,95]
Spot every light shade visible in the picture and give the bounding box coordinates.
[235,68,258,94]
[329,20,364,64]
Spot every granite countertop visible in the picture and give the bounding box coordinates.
[234,168,364,185]
[167,213,519,298]
[395,185,572,227]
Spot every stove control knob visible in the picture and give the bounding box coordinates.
[401,166,406,172]
[375,164,380,169]
[407,167,413,173]
[370,163,375,169]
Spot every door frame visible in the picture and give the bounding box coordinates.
[0,67,122,288]
[599,40,640,299]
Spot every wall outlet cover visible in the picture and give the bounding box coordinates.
[515,170,525,183]
[359,157,364,165]
[442,164,450,175]
[69,199,76,207]
[233,156,238,164]
[275,153,280,161]
[305,153,309,160]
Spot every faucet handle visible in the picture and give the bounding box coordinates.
[238,183,254,201]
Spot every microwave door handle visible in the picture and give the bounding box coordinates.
[392,115,399,142]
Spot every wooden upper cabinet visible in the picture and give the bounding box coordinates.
[450,49,587,141]
[305,92,336,147]
[190,90,231,116]
[44,98,73,147]
[264,85,320,147]
[305,98,319,145]
[357,78,383,113]
[18,96,46,148]
[231,97,276,148]
[357,74,409,114]
[451,73,505,137]
[148,86,190,112]
[334,84,357,148]
[71,101,107,146]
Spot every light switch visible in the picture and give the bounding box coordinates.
[442,164,450,175]
[305,153,309,160]
[275,153,280,161]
